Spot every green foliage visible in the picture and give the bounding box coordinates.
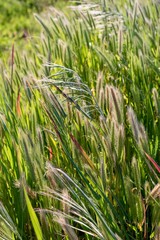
[0,0,37,58]
[0,0,66,58]
[0,0,160,239]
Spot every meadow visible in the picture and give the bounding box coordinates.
[0,0,160,239]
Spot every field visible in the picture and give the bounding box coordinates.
[0,0,160,239]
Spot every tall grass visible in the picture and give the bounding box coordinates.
[0,0,160,239]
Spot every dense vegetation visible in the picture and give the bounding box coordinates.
[0,0,66,57]
[0,0,160,239]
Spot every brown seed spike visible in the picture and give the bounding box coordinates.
[16,88,21,117]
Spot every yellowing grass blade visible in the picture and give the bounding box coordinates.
[23,188,43,240]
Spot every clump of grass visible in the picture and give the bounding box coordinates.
[0,0,160,239]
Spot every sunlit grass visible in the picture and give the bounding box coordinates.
[0,0,160,239]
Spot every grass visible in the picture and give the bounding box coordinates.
[0,0,69,59]
[0,0,160,239]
